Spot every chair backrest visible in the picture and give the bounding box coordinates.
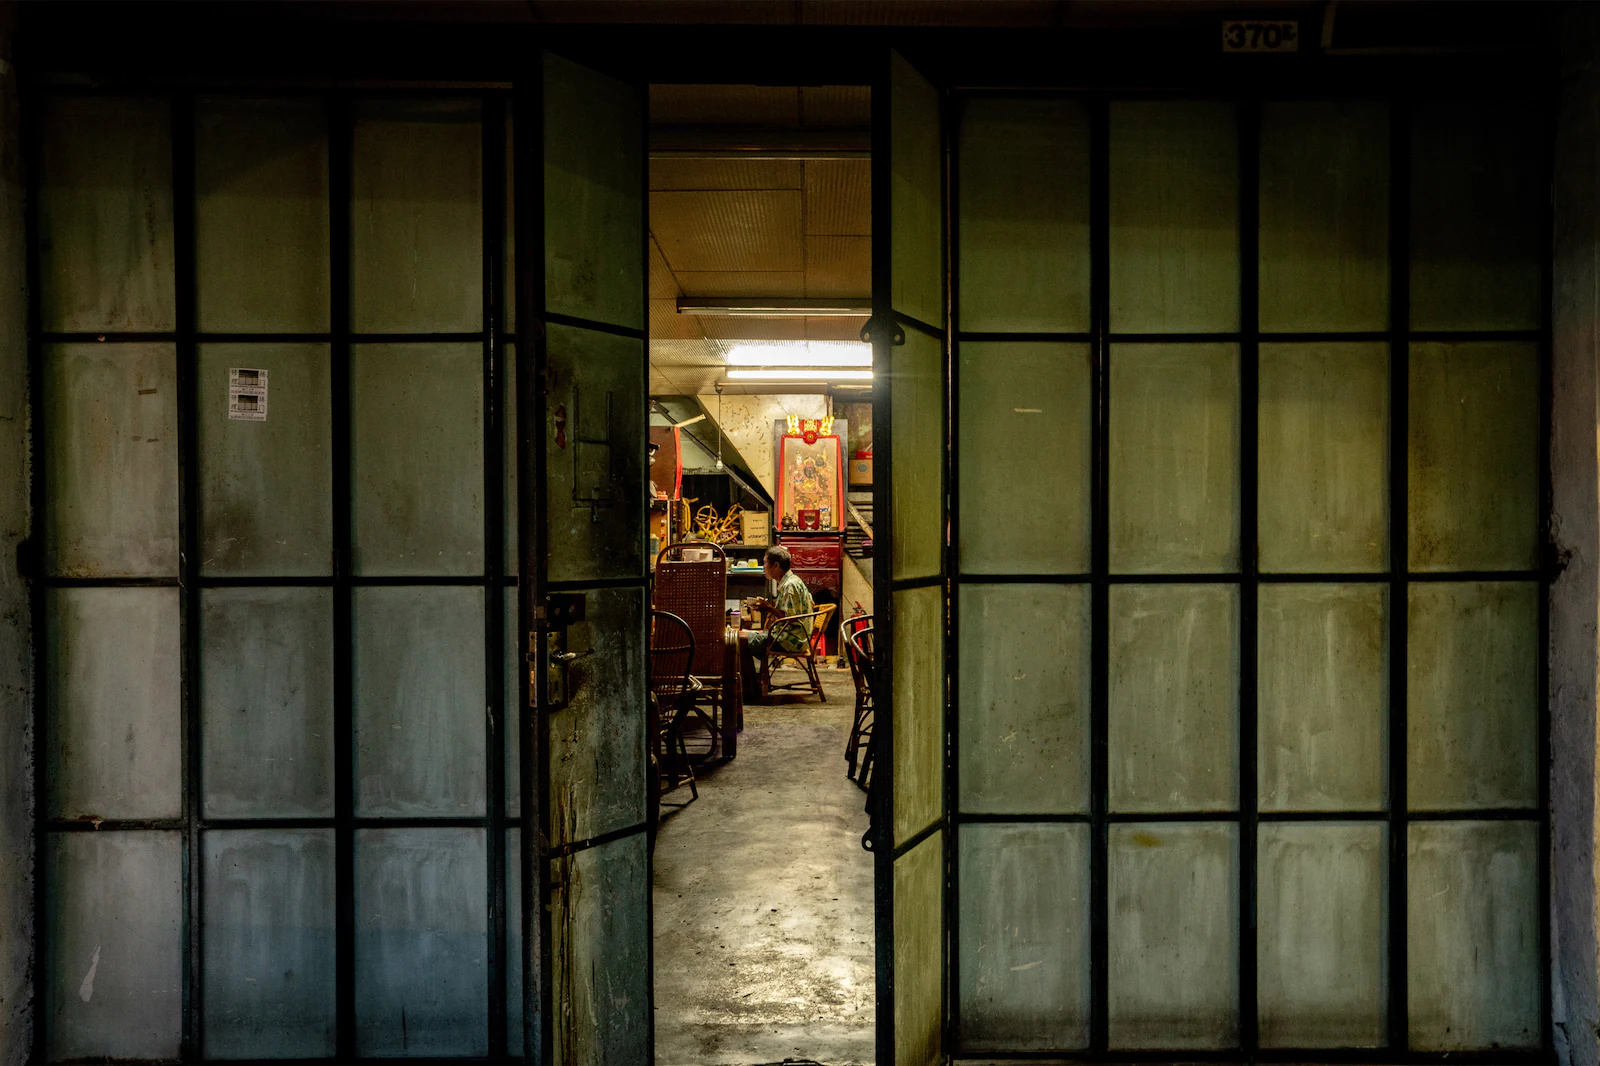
[841,613,873,690]
[809,602,838,636]
[845,623,875,698]
[648,610,695,706]
[653,540,727,677]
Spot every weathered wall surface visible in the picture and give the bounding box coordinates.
[0,12,32,1064]
[1553,9,1600,1063]
[698,392,827,499]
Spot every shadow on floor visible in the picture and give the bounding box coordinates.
[652,664,874,1066]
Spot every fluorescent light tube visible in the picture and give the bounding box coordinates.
[678,297,870,317]
[726,368,873,380]
[725,343,872,367]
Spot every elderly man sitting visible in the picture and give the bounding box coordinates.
[739,544,814,700]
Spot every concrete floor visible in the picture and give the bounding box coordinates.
[653,663,875,1066]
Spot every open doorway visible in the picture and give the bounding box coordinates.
[643,83,876,1066]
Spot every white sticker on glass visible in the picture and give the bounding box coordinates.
[228,367,268,422]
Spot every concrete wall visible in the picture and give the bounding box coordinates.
[0,13,32,1064]
[696,393,827,499]
[1553,9,1600,1063]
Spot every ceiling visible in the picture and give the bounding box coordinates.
[648,85,871,396]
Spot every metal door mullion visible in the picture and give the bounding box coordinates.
[1087,92,1111,1058]
[1238,97,1262,1057]
[944,83,962,1060]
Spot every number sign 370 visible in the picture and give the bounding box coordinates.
[1222,20,1300,53]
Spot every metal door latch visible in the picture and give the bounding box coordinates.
[530,592,590,712]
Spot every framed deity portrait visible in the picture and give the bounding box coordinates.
[775,417,845,531]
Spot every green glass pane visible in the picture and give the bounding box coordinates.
[544,54,645,331]
[351,343,484,576]
[195,97,330,332]
[353,587,487,817]
[958,584,1089,814]
[958,97,1090,333]
[505,828,523,1041]
[1258,343,1388,574]
[958,823,1089,1051]
[1258,584,1387,812]
[1258,102,1389,332]
[354,828,487,1056]
[45,344,178,577]
[39,95,174,332]
[202,588,334,818]
[47,588,180,821]
[504,593,521,818]
[550,833,651,1064]
[1109,345,1239,574]
[894,585,945,846]
[199,343,332,576]
[547,587,648,845]
[504,343,518,576]
[895,832,944,1066]
[351,98,483,333]
[1409,342,1538,571]
[1109,101,1238,333]
[1109,584,1238,813]
[1258,823,1387,1048]
[544,325,645,585]
[203,830,337,1059]
[1408,582,1537,810]
[1108,822,1239,1049]
[891,329,944,582]
[46,832,181,1061]
[890,52,943,330]
[1408,821,1541,1050]
[958,343,1090,575]
[1411,101,1542,332]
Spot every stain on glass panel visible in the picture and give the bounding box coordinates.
[1108,822,1238,1049]
[1409,342,1538,571]
[892,328,945,582]
[1408,821,1541,1050]
[1408,582,1537,811]
[544,325,644,585]
[959,584,1089,814]
[45,344,178,577]
[352,98,483,333]
[199,343,332,576]
[203,830,337,1059]
[46,831,181,1061]
[550,833,651,1064]
[47,588,180,820]
[1258,584,1387,812]
[1411,101,1542,332]
[1257,823,1386,1048]
[202,588,334,818]
[353,587,486,817]
[895,832,944,1066]
[40,95,174,332]
[1109,345,1239,574]
[958,343,1091,575]
[1109,101,1238,333]
[1258,102,1389,332]
[196,96,330,332]
[958,97,1091,333]
[894,585,944,846]
[890,53,944,331]
[355,828,488,1057]
[959,823,1089,1051]
[1109,585,1238,813]
[1258,343,1388,574]
[351,343,484,576]
[544,55,645,331]
[547,587,647,845]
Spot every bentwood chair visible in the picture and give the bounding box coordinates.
[760,602,837,703]
[648,610,700,814]
[842,620,875,791]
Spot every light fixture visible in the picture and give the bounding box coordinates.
[725,342,872,368]
[678,297,870,317]
[726,368,873,381]
[714,384,724,470]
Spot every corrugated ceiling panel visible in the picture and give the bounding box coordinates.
[805,235,872,297]
[649,85,801,127]
[651,190,804,272]
[806,316,870,341]
[650,298,705,340]
[648,240,680,300]
[696,316,809,341]
[650,158,805,192]
[650,338,727,368]
[672,270,808,298]
[800,86,872,127]
[805,159,872,235]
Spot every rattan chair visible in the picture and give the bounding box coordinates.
[841,614,874,787]
[653,540,732,758]
[648,610,699,813]
[760,602,837,703]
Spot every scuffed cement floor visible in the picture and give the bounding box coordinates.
[653,665,874,1066]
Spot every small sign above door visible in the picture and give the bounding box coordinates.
[1221,19,1300,52]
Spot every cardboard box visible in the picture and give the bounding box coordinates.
[849,458,873,486]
